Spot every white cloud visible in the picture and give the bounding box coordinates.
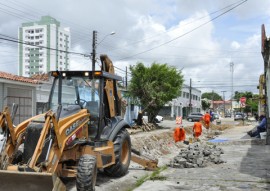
[0,0,269,98]
[231,41,241,49]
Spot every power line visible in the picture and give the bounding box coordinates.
[104,0,247,52]
[118,0,248,60]
[0,34,89,57]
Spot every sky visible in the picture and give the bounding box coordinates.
[0,0,270,100]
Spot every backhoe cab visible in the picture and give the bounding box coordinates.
[0,55,132,191]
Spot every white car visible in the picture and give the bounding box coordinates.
[155,115,163,123]
[142,115,163,123]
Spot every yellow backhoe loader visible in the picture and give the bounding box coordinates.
[0,55,157,191]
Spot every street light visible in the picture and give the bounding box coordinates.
[97,31,115,46]
[91,31,115,72]
[91,30,115,100]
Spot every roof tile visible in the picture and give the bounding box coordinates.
[0,71,39,84]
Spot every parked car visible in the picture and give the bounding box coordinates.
[187,113,203,122]
[155,115,163,123]
[212,113,219,120]
[225,113,231,118]
[143,115,163,123]
[234,112,244,121]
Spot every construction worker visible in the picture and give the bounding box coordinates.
[203,111,211,129]
[193,121,202,140]
[173,125,186,143]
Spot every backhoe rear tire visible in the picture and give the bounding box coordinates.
[76,155,97,191]
[104,128,131,177]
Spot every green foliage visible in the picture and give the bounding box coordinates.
[202,99,211,110]
[234,91,253,101]
[128,62,183,122]
[234,91,259,113]
[129,166,167,191]
[202,92,222,101]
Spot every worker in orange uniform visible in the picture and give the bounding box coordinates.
[173,126,186,143]
[203,111,211,129]
[193,121,202,140]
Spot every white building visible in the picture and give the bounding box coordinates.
[172,84,201,117]
[18,16,70,77]
[159,84,201,119]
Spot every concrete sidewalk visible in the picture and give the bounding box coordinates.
[135,123,270,191]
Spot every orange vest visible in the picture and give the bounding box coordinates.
[204,113,211,122]
[174,127,186,142]
[193,122,202,133]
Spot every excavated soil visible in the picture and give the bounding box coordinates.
[128,122,233,165]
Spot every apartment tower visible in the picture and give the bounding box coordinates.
[18,16,70,77]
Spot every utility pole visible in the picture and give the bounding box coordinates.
[230,62,234,113]
[125,66,128,90]
[189,78,192,115]
[91,30,97,101]
[91,30,97,72]
[221,91,226,117]
[211,90,214,111]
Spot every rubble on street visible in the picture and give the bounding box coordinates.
[169,142,225,168]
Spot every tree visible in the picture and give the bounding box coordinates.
[234,91,258,113]
[202,99,211,110]
[234,91,253,101]
[128,62,184,122]
[202,92,222,101]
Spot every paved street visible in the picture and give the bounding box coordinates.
[66,118,270,191]
[134,119,270,191]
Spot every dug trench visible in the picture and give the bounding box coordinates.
[82,122,234,191]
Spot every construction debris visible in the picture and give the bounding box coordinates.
[131,119,157,132]
[169,142,225,168]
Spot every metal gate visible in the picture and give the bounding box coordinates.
[6,87,33,125]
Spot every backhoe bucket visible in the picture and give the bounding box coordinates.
[0,170,66,191]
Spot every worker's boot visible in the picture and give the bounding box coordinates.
[247,130,253,137]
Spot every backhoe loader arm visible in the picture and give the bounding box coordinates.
[29,110,57,169]
[131,148,158,171]
[0,107,16,146]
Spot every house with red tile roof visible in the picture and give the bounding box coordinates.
[0,71,39,125]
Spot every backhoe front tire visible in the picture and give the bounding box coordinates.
[104,128,131,177]
[76,155,97,191]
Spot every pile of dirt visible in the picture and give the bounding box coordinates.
[129,121,233,163]
[169,142,225,168]
[131,131,183,160]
